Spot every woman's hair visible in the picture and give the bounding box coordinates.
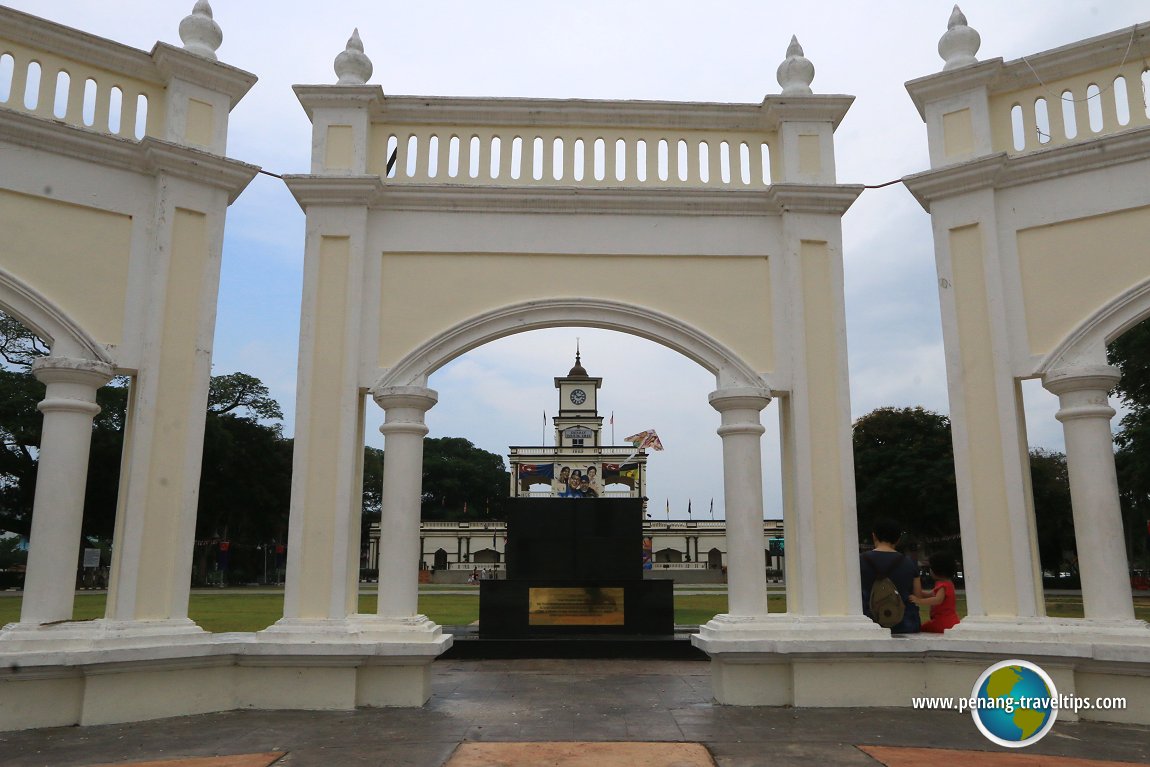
[928,552,957,579]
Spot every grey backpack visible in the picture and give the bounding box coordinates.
[867,554,906,628]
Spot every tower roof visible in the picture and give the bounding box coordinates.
[567,350,588,378]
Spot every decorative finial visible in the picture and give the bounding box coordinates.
[776,36,815,96]
[334,29,373,85]
[179,1,223,60]
[938,5,981,71]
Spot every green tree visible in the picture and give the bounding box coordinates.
[1109,317,1150,568]
[852,406,960,547]
[0,368,46,536]
[419,437,509,521]
[1028,449,1075,575]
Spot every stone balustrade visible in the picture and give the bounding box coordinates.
[990,24,1150,155]
[368,98,776,189]
[0,7,166,140]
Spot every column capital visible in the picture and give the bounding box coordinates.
[1042,364,1121,396]
[373,385,438,412]
[31,356,115,387]
[708,387,772,414]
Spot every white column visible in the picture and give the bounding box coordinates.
[1043,365,1135,622]
[374,385,437,618]
[710,387,771,617]
[19,357,113,625]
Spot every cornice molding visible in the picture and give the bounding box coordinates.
[293,85,386,121]
[290,89,854,133]
[282,175,385,209]
[760,95,855,130]
[0,6,161,83]
[376,184,783,217]
[901,153,1008,209]
[282,174,867,217]
[0,110,259,202]
[151,44,258,108]
[904,59,1002,119]
[902,125,1150,208]
[764,183,864,215]
[140,140,260,202]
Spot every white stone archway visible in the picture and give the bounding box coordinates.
[904,11,1150,639]
[274,27,878,706]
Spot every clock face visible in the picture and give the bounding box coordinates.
[569,388,587,405]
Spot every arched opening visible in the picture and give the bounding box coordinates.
[365,317,784,628]
[0,306,120,626]
[433,549,448,570]
[707,548,723,569]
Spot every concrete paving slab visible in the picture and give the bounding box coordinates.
[0,659,1146,767]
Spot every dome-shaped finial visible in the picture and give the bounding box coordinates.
[938,6,981,71]
[334,29,373,85]
[568,343,588,377]
[179,1,223,60]
[776,36,815,96]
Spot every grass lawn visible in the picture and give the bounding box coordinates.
[2,591,1148,633]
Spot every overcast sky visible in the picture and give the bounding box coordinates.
[9,1,1147,519]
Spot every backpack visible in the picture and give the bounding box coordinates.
[867,554,906,628]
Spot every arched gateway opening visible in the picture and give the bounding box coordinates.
[272,29,877,708]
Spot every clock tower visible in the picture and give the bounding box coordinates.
[554,350,603,448]
[507,347,648,501]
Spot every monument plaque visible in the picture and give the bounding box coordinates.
[529,587,625,626]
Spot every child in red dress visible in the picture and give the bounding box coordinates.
[911,552,961,633]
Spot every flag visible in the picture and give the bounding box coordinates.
[625,429,664,451]
[602,462,639,482]
[709,498,714,520]
[518,463,555,480]
[687,500,692,518]
[610,412,614,426]
[665,498,670,519]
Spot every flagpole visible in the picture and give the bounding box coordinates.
[611,411,615,444]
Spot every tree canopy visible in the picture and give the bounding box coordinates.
[852,406,960,547]
[420,437,509,521]
[1109,317,1150,568]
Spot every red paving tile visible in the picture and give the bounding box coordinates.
[860,746,1148,767]
[89,754,285,767]
[445,741,715,766]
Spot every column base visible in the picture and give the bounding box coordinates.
[693,613,888,652]
[261,614,452,651]
[0,618,208,653]
[945,616,1150,644]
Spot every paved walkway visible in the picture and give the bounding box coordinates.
[2,659,1149,766]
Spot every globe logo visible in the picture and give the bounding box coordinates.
[970,660,1059,747]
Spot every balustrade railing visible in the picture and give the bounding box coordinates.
[0,8,165,141]
[366,98,776,190]
[510,446,642,456]
[989,25,1150,155]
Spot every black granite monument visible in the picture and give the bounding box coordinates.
[479,497,674,636]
